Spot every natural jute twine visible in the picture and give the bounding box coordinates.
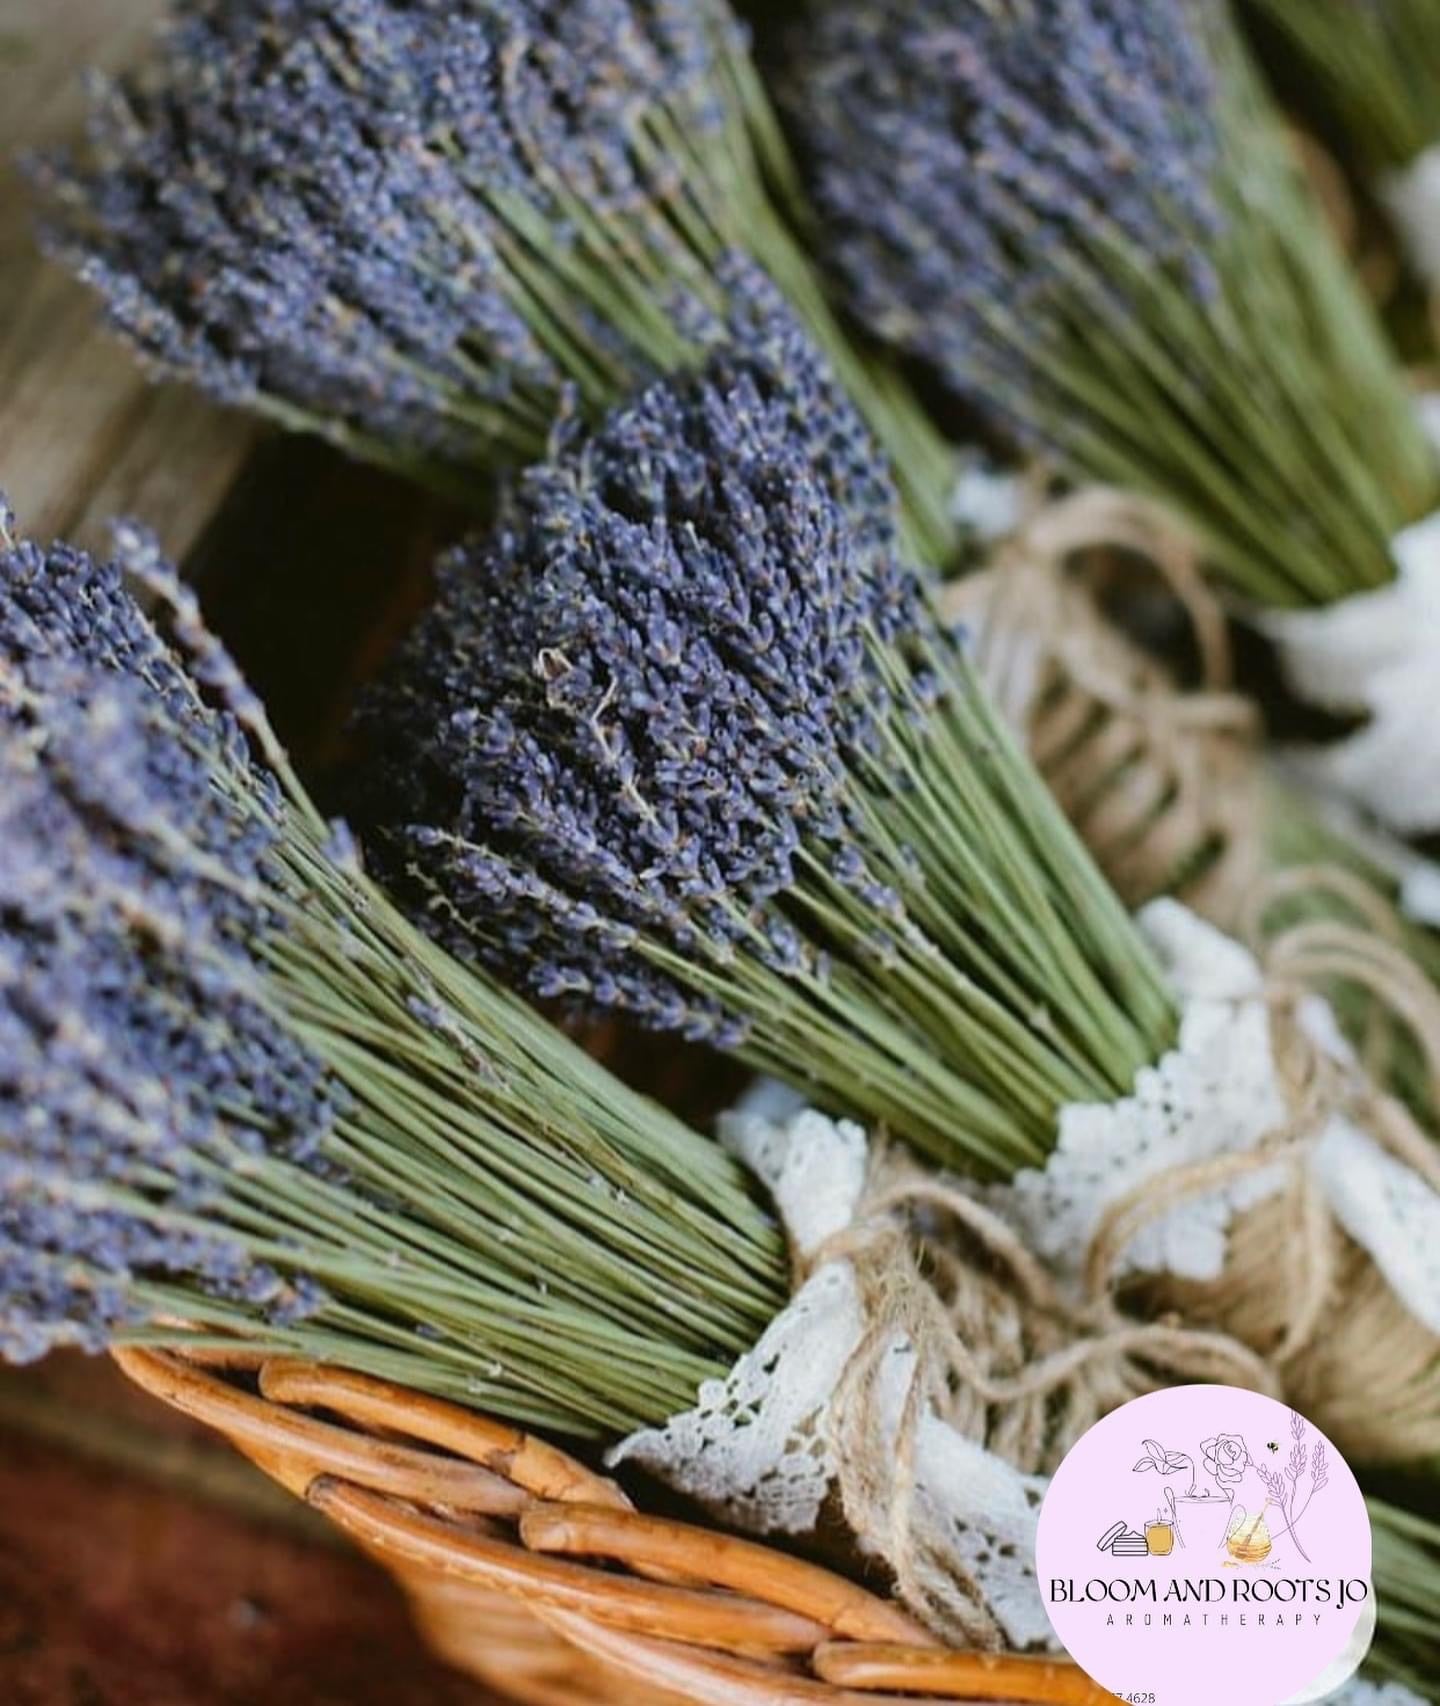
[946,487,1263,928]
[798,1154,1278,1647]
[806,494,1440,1641]
[957,486,1440,1120]
[805,969,1440,1643]
[960,491,1440,1456]
[1148,905,1440,1466]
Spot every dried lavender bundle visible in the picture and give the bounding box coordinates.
[357,289,1178,1178]
[0,500,785,1438]
[949,514,1440,1130]
[775,0,1440,611]
[30,0,954,564]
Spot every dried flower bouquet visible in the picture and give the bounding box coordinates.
[776,0,1440,831]
[31,0,956,563]
[1244,0,1440,286]
[0,500,786,1437]
[356,282,1178,1179]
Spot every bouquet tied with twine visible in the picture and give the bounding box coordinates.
[351,310,1440,1495]
[777,0,1440,833]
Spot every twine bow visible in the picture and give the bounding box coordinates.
[800,1148,1277,1647]
[961,486,1440,1118]
[1146,900,1440,1464]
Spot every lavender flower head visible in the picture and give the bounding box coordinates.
[359,288,1176,1175]
[29,0,743,476]
[32,0,961,562]
[0,526,334,1363]
[363,274,915,1032]
[778,0,1222,441]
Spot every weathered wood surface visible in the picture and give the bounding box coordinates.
[0,0,465,762]
[0,1367,501,1706]
[0,0,254,554]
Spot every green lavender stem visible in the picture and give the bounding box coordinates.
[1033,40,1439,610]
[0,531,787,1438]
[1370,1497,1440,1697]
[1244,0,1440,175]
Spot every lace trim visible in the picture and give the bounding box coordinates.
[992,901,1440,1339]
[612,908,1440,1653]
[951,453,1025,543]
[993,902,1289,1286]
[1313,1122,1440,1337]
[611,1104,1054,1650]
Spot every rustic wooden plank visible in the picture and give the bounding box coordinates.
[0,1428,504,1706]
[0,1363,517,1704]
[0,0,254,554]
[0,1357,330,1542]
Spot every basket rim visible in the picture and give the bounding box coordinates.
[111,1346,1112,1706]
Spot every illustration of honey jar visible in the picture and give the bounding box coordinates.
[1225,1504,1273,1564]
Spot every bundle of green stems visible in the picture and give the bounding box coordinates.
[1244,0,1440,176]
[0,514,783,1438]
[35,0,956,564]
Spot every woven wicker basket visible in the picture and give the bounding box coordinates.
[112,1348,1109,1705]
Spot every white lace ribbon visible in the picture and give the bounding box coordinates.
[951,452,1026,543]
[992,902,1289,1285]
[612,908,1439,1654]
[611,1103,1054,1651]
[1261,513,1440,835]
[1312,1122,1440,1337]
[610,1108,867,1537]
[1380,144,1440,289]
[992,901,1440,1333]
[609,1073,1402,1668]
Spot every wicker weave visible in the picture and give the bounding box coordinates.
[112,1349,1110,1705]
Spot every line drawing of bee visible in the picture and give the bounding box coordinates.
[1266,1442,1280,1453]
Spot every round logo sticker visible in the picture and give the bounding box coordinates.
[1036,1386,1373,1705]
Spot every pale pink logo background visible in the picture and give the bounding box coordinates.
[1036,1385,1372,1705]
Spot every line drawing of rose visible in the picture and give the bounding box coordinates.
[1200,1432,1250,1488]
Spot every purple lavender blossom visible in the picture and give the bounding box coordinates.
[0,541,337,1360]
[359,274,916,1041]
[777,0,1221,443]
[776,0,1440,614]
[32,0,961,562]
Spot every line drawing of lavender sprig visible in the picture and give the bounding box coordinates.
[1257,1411,1327,1563]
